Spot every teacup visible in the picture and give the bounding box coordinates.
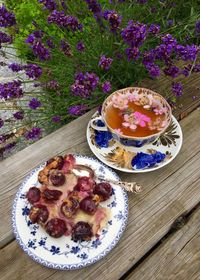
[90,87,172,147]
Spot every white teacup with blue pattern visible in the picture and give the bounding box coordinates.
[91,87,172,148]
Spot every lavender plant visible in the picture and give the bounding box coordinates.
[0,0,200,158]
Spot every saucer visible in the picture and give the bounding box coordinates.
[86,111,183,173]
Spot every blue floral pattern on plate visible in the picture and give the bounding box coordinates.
[87,111,183,173]
[12,155,128,270]
[131,151,166,169]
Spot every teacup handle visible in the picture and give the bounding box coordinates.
[90,116,108,131]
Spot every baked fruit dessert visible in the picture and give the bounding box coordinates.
[26,154,112,241]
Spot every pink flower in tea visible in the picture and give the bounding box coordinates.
[122,113,138,130]
[122,111,151,130]
[153,107,167,115]
[142,94,154,109]
[112,94,128,110]
[114,128,123,134]
[134,111,151,127]
[148,117,167,131]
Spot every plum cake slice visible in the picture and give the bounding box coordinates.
[26,154,112,241]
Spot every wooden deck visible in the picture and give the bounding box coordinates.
[0,73,200,280]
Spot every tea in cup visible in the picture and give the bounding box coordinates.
[91,87,172,147]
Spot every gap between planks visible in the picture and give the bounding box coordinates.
[124,203,200,280]
[0,134,200,280]
[0,109,200,248]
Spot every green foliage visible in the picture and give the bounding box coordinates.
[2,0,200,136]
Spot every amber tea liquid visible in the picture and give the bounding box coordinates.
[105,101,165,137]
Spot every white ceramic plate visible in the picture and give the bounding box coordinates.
[12,155,128,270]
[87,112,183,173]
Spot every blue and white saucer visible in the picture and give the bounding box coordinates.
[12,155,128,270]
[86,112,183,173]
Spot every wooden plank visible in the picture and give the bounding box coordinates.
[0,106,199,248]
[0,71,200,246]
[143,72,200,121]
[0,107,200,248]
[126,206,200,280]
[0,109,200,280]
[0,109,95,247]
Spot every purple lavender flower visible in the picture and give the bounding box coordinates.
[195,20,200,34]
[182,64,192,77]
[60,39,72,56]
[75,72,85,82]
[46,38,55,48]
[167,19,174,27]
[68,104,87,116]
[0,80,23,100]
[33,30,43,39]
[65,16,83,32]
[164,65,180,78]
[142,50,155,66]
[125,47,140,61]
[48,10,82,32]
[13,111,24,120]
[145,63,160,78]
[121,20,147,47]
[0,118,4,128]
[60,0,68,10]
[25,34,35,44]
[32,42,51,61]
[47,80,59,89]
[102,81,112,93]
[38,0,57,10]
[103,10,122,32]
[8,63,23,72]
[182,64,200,75]
[161,34,177,47]
[176,44,199,61]
[52,115,61,122]
[85,0,102,16]
[98,55,113,70]
[149,24,160,35]
[25,127,42,140]
[0,5,16,27]
[76,41,85,52]
[71,82,88,98]
[193,64,200,72]
[29,98,41,109]
[24,64,42,79]
[71,72,99,98]
[115,52,123,60]
[154,44,174,62]
[0,31,12,47]
[172,82,183,97]
[85,72,99,90]
[48,10,66,26]
[5,141,16,151]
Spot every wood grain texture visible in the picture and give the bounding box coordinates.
[0,71,200,247]
[143,72,200,121]
[0,109,200,280]
[126,206,200,280]
[0,109,95,247]
[0,107,200,248]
